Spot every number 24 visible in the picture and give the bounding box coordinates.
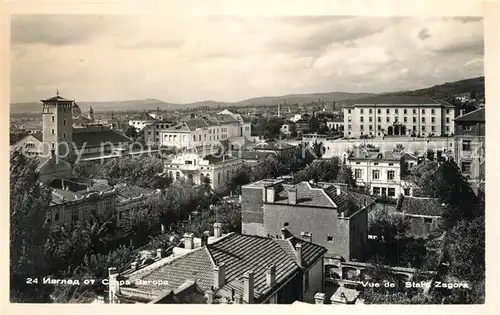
[26,278,38,284]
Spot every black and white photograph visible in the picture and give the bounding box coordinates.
[7,2,493,309]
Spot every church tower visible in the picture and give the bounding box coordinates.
[89,106,95,123]
[41,89,74,158]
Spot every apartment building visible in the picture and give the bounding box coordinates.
[154,112,251,149]
[164,152,243,190]
[241,179,371,262]
[453,107,485,184]
[105,225,326,304]
[343,96,455,138]
[144,120,176,144]
[346,149,418,198]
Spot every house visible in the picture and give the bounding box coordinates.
[164,152,243,190]
[241,180,372,268]
[343,96,455,138]
[395,194,446,238]
[326,120,344,132]
[128,111,157,131]
[346,149,418,198]
[106,224,327,304]
[36,150,73,184]
[453,107,485,185]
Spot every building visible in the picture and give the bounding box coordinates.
[326,120,344,133]
[241,179,371,264]
[394,194,446,238]
[144,120,176,144]
[343,96,455,138]
[164,152,243,190]
[11,92,133,167]
[106,225,327,304]
[280,123,292,135]
[114,183,162,225]
[346,149,418,198]
[453,107,485,184]
[154,113,251,150]
[36,151,73,184]
[128,111,157,131]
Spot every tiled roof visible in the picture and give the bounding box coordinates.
[114,184,158,199]
[123,233,326,303]
[72,128,132,148]
[31,132,43,142]
[345,95,441,108]
[274,181,340,209]
[395,194,446,216]
[349,149,402,161]
[184,119,209,130]
[238,150,274,161]
[41,95,73,102]
[454,107,485,123]
[253,142,295,151]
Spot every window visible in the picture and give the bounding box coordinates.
[386,117,390,123]
[462,140,472,151]
[446,117,450,123]
[431,117,436,124]
[403,188,411,196]
[373,187,381,195]
[377,117,381,122]
[369,109,373,114]
[413,117,416,123]
[51,142,55,148]
[284,222,289,227]
[422,117,426,123]
[377,109,381,114]
[360,117,364,123]
[431,109,435,115]
[403,109,407,114]
[193,135,196,142]
[72,210,79,223]
[463,125,472,131]
[63,132,66,138]
[431,126,436,132]
[63,119,67,126]
[355,169,362,179]
[395,109,399,114]
[51,129,55,135]
[387,170,395,180]
[348,124,352,130]
[369,125,373,131]
[413,126,417,131]
[372,170,380,180]
[360,125,364,131]
[51,116,55,122]
[54,211,59,222]
[327,236,334,242]
[360,109,364,114]
[369,117,373,122]
[156,131,159,135]
[388,163,394,166]
[413,109,417,114]
[422,109,426,114]
[446,126,450,132]
[461,161,472,173]
[422,126,426,131]
[175,171,180,180]
[388,188,396,197]
[446,109,451,115]
[373,162,379,165]
[304,270,310,291]
[348,109,351,114]
[185,160,193,165]
[386,109,390,114]
[378,125,381,130]
[199,135,201,141]
[424,217,433,224]
[404,117,408,123]
[394,116,399,123]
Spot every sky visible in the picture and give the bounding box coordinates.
[10,15,484,103]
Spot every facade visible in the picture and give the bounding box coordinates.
[106,226,326,304]
[241,179,371,262]
[326,120,344,132]
[453,107,485,183]
[154,112,251,150]
[164,152,244,190]
[144,120,176,144]
[11,132,43,157]
[343,96,455,138]
[41,94,74,157]
[346,149,418,198]
[128,111,157,131]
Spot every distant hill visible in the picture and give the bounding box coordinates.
[9,76,485,114]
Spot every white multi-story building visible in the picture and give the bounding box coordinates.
[343,96,455,138]
[154,111,251,150]
[346,149,418,198]
[164,152,244,190]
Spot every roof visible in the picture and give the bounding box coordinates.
[41,95,73,102]
[123,233,326,303]
[36,155,72,175]
[114,184,158,199]
[72,128,132,148]
[348,149,403,161]
[395,194,446,216]
[31,132,43,142]
[184,119,210,130]
[253,142,296,151]
[238,150,274,161]
[273,181,349,211]
[344,96,451,108]
[454,107,485,123]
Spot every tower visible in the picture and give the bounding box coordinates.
[277,103,281,117]
[41,90,74,158]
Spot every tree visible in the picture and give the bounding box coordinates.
[99,156,165,189]
[10,151,52,302]
[336,165,356,188]
[125,125,138,139]
[368,207,411,241]
[426,149,435,161]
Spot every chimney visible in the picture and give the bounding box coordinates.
[314,292,326,304]
[243,271,254,304]
[108,267,119,304]
[156,248,164,259]
[184,233,194,249]
[266,265,276,288]
[130,262,138,271]
[281,228,287,240]
[300,231,312,243]
[206,288,214,304]
[201,231,209,247]
[295,243,303,267]
[266,186,276,203]
[213,262,226,289]
[288,188,297,205]
[213,223,222,238]
[234,294,242,304]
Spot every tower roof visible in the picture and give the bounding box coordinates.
[41,95,73,103]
